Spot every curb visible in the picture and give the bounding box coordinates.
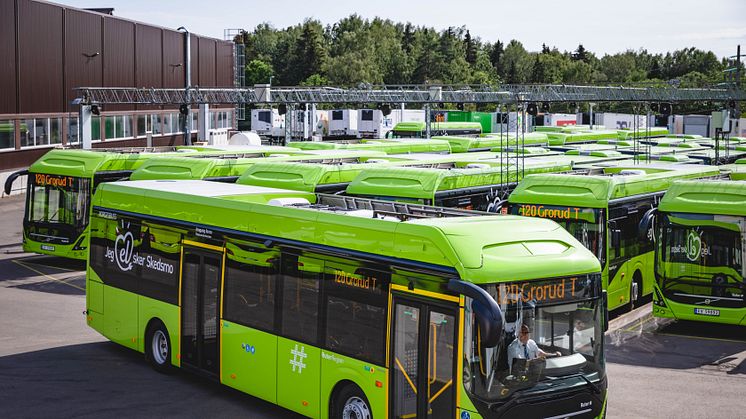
[607,302,653,333]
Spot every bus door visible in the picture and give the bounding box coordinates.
[390,291,458,419]
[180,244,224,376]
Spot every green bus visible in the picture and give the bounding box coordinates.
[386,121,482,138]
[653,180,746,325]
[508,164,722,311]
[10,146,305,260]
[86,179,607,418]
[287,139,452,154]
[436,132,550,152]
[346,161,573,211]
[233,156,502,194]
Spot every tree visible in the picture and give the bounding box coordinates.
[541,43,550,54]
[287,20,328,85]
[573,44,588,62]
[245,59,273,86]
[502,40,533,83]
[490,40,504,75]
[301,73,328,86]
[464,30,477,65]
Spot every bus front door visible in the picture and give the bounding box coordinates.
[390,294,457,419]
[181,246,223,376]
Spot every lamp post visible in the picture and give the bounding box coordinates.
[177,26,192,145]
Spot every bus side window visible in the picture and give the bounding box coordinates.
[222,239,279,332]
[280,253,321,344]
[322,264,389,366]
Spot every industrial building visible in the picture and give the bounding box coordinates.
[0,0,238,169]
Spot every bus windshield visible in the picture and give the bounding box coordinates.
[657,213,745,308]
[512,205,606,266]
[25,173,91,244]
[463,274,604,403]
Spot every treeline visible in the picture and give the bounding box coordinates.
[236,14,734,89]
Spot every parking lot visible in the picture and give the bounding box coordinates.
[1,194,744,418]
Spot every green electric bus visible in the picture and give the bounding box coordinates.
[10,146,307,260]
[652,180,746,325]
[435,132,550,152]
[386,121,482,138]
[86,179,607,418]
[508,164,722,311]
[287,139,452,154]
[346,161,573,212]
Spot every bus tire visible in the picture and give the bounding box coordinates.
[146,320,172,374]
[629,274,642,310]
[330,383,372,419]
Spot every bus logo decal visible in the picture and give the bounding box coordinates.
[685,230,702,262]
[290,344,307,374]
[114,221,135,272]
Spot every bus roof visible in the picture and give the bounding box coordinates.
[287,139,452,154]
[616,127,669,139]
[93,180,600,283]
[129,156,259,181]
[434,132,549,152]
[659,180,746,216]
[236,161,405,192]
[509,164,721,208]
[545,130,619,145]
[347,162,573,199]
[391,121,483,132]
[28,148,172,177]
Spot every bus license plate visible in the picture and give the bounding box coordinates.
[41,245,55,251]
[694,308,720,316]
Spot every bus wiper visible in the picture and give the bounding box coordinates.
[575,374,601,394]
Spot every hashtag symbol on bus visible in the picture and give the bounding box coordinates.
[290,344,307,374]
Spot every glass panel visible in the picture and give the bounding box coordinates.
[67,117,79,144]
[153,114,162,135]
[91,116,101,141]
[427,310,455,418]
[223,239,279,331]
[202,255,221,373]
[0,120,14,149]
[281,254,320,343]
[463,275,605,402]
[20,118,34,147]
[658,214,745,308]
[392,303,419,419]
[171,113,181,133]
[137,114,147,136]
[362,110,374,121]
[34,118,48,146]
[105,116,116,139]
[122,115,132,138]
[50,118,61,144]
[181,252,200,367]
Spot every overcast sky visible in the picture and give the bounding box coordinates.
[58,0,745,58]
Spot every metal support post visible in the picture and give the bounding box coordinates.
[79,105,92,150]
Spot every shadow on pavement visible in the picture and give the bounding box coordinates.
[0,342,300,418]
[606,317,746,374]
[0,255,86,296]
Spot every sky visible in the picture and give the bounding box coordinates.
[57,0,746,58]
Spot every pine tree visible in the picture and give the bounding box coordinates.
[541,43,550,54]
[573,44,587,62]
[490,40,504,75]
[464,30,477,65]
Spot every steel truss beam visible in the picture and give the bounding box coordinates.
[75,84,746,106]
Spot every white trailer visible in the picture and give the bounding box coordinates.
[595,112,646,130]
[492,112,533,133]
[544,113,578,127]
[328,109,358,139]
[357,109,399,139]
[251,109,282,137]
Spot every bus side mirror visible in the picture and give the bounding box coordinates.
[448,279,503,347]
[638,207,657,242]
[602,290,609,333]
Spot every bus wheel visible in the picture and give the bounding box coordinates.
[146,321,172,373]
[331,384,371,419]
[629,275,641,310]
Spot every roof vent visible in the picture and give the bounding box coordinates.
[366,159,388,163]
[465,163,491,169]
[618,169,646,176]
[268,197,310,207]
